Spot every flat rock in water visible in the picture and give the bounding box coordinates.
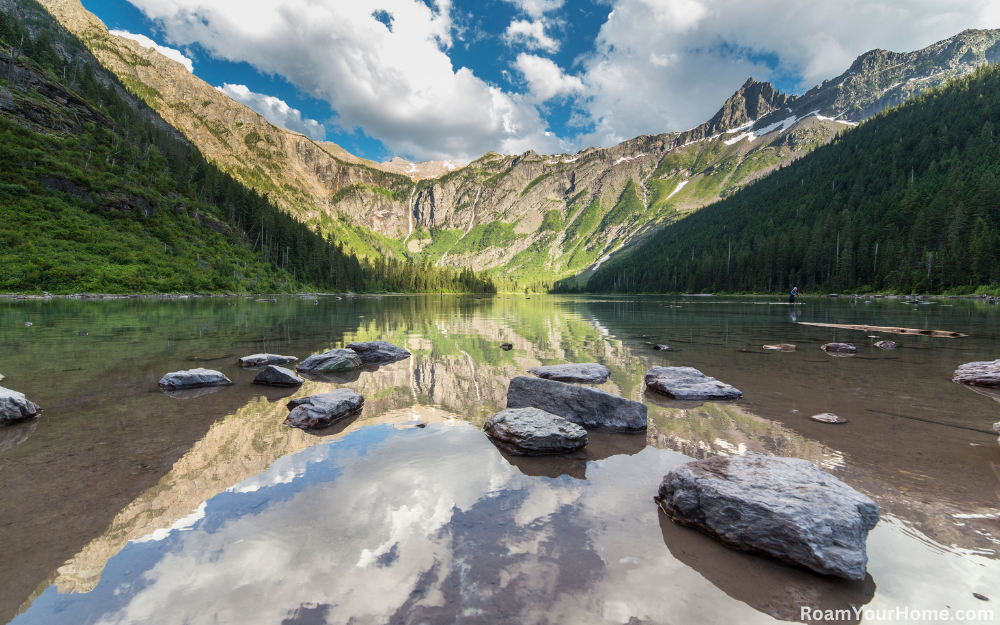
[763,344,795,352]
[653,344,670,351]
[656,453,879,580]
[345,340,411,364]
[821,343,856,354]
[239,353,297,367]
[253,365,303,387]
[526,363,610,384]
[644,366,742,400]
[158,368,232,390]
[810,412,848,424]
[297,348,362,373]
[484,407,588,455]
[0,386,41,426]
[284,388,364,429]
[506,376,647,431]
[953,360,1000,387]
[874,340,896,350]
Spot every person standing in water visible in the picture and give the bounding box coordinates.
[789,287,799,304]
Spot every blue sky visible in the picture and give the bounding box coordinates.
[81,0,998,163]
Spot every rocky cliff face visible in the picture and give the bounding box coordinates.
[33,0,1000,282]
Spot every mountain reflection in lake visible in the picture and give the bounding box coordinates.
[1,295,998,624]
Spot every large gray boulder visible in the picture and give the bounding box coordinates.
[526,363,610,384]
[0,387,41,426]
[239,353,297,368]
[345,341,411,365]
[506,376,647,431]
[297,348,362,373]
[656,453,879,580]
[284,389,364,429]
[158,368,232,390]
[644,367,742,400]
[953,360,1000,386]
[484,407,588,455]
[253,365,303,387]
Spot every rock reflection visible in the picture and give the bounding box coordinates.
[496,431,647,481]
[160,385,228,400]
[0,418,37,454]
[658,508,876,623]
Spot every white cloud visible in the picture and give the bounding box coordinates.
[502,0,565,20]
[515,53,583,102]
[110,29,194,72]
[504,19,561,53]
[216,84,326,141]
[125,0,560,161]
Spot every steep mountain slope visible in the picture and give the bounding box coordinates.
[0,0,495,294]
[36,0,419,256]
[580,64,1000,295]
[35,0,1000,287]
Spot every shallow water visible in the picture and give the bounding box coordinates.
[0,294,998,624]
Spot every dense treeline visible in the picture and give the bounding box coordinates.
[573,64,1000,295]
[0,0,495,294]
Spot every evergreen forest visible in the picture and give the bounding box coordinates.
[576,64,1000,295]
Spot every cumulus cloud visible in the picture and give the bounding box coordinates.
[124,0,560,161]
[216,84,326,141]
[515,53,583,102]
[504,19,560,53]
[502,0,565,19]
[123,0,997,159]
[110,29,194,72]
[570,0,1000,148]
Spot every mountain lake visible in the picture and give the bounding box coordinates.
[0,294,998,624]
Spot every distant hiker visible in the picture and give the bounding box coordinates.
[789,287,799,304]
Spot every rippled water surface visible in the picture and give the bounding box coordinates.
[1,295,998,624]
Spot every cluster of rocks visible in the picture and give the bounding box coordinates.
[156,341,412,432]
[484,363,647,456]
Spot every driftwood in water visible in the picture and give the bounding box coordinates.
[797,322,966,338]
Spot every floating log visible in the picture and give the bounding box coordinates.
[797,322,966,338]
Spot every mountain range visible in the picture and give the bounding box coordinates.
[25,0,1000,288]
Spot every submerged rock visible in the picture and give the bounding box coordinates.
[874,341,896,350]
[500,343,513,351]
[345,341,411,365]
[284,389,364,429]
[526,363,610,384]
[484,407,588,455]
[158,368,232,390]
[239,353,297,368]
[821,343,856,354]
[810,413,848,424]
[0,386,41,426]
[644,367,742,401]
[656,453,879,580]
[952,360,1000,387]
[994,422,999,449]
[252,365,303,387]
[506,376,647,431]
[297,348,362,373]
[653,344,670,351]
[763,344,795,352]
